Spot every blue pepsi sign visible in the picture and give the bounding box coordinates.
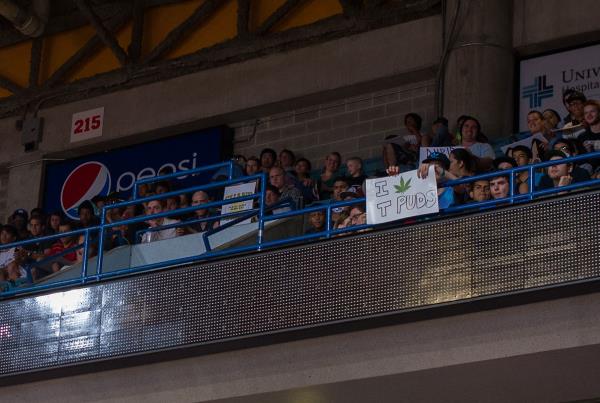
[43,127,231,219]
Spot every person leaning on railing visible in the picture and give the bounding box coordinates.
[141,197,182,243]
[537,150,590,192]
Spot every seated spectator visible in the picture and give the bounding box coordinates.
[430,117,453,146]
[508,145,533,194]
[78,200,99,228]
[493,156,517,171]
[186,190,218,233]
[537,150,590,191]
[468,179,491,203]
[154,181,171,194]
[552,138,594,177]
[526,110,554,144]
[345,157,367,187]
[382,135,416,173]
[580,100,600,155]
[337,205,366,230]
[260,148,277,174]
[30,207,45,221]
[9,209,30,240]
[141,198,182,242]
[265,184,281,208]
[74,234,98,264]
[165,196,180,211]
[270,166,303,208]
[245,156,261,176]
[45,211,63,235]
[403,113,431,153]
[45,221,77,272]
[542,108,562,131]
[0,225,26,282]
[490,175,511,200]
[23,216,51,262]
[278,149,296,174]
[179,193,190,209]
[332,177,350,202]
[315,152,342,200]
[458,116,495,170]
[305,210,325,234]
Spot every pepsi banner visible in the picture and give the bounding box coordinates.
[43,127,232,219]
[519,43,600,132]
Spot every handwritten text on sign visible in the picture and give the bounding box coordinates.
[365,166,439,225]
[70,107,104,143]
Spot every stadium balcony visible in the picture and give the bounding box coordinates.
[1,154,600,401]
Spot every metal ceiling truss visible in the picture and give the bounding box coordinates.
[0,0,441,118]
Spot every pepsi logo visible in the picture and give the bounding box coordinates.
[60,161,111,219]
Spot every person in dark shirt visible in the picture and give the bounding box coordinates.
[580,100,600,153]
[345,157,367,187]
[537,150,590,191]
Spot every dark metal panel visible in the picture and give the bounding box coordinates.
[0,191,599,378]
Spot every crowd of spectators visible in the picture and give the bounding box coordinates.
[1,89,600,287]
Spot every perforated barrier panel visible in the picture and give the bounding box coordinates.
[1,191,599,377]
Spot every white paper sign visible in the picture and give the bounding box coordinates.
[70,107,104,143]
[418,146,462,164]
[365,166,439,225]
[221,182,256,225]
[501,133,549,161]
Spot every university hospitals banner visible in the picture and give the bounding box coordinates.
[519,43,600,132]
[43,126,232,219]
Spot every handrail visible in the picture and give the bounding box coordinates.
[3,152,600,298]
[132,160,235,199]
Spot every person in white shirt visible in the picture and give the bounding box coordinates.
[141,198,182,243]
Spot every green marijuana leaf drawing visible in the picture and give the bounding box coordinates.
[394,177,412,193]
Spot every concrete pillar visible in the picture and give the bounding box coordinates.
[442,0,514,140]
[6,158,44,215]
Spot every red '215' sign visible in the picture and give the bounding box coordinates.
[70,107,104,143]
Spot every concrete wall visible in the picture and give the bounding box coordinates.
[233,80,435,169]
[0,15,442,218]
[514,0,600,54]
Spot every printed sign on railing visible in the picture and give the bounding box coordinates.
[365,166,439,225]
[221,182,257,225]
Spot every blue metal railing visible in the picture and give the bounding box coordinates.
[1,151,600,298]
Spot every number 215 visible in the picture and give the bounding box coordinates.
[74,115,101,134]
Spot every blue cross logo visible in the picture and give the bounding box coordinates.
[522,75,554,108]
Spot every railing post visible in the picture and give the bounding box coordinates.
[528,165,535,201]
[326,204,332,239]
[95,207,106,278]
[509,169,515,204]
[257,172,267,250]
[81,229,90,283]
[228,159,234,180]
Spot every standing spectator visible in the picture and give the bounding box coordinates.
[294,158,318,204]
[403,113,431,153]
[430,117,453,146]
[458,116,495,170]
[345,157,367,187]
[269,167,303,208]
[260,148,277,173]
[141,199,182,243]
[9,209,30,240]
[316,152,342,200]
[78,200,99,228]
[278,149,296,173]
[562,89,586,128]
[245,156,261,176]
[580,100,600,153]
[526,110,554,144]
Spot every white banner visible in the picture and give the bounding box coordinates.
[519,43,600,132]
[221,182,256,225]
[418,146,462,164]
[365,166,439,225]
[500,133,548,160]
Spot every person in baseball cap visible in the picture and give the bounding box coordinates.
[10,209,29,240]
